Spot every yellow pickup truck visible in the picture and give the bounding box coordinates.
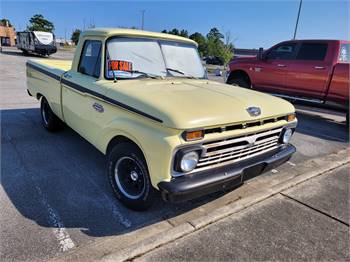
[26,28,297,210]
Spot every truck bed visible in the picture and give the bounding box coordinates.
[27,59,72,77]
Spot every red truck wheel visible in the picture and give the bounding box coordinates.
[227,76,251,89]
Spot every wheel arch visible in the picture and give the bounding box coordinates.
[106,135,144,158]
[227,69,251,86]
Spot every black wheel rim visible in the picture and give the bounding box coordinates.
[114,157,146,199]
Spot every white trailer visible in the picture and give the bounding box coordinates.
[16,31,57,56]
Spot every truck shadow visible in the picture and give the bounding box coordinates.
[295,110,349,143]
[1,108,227,238]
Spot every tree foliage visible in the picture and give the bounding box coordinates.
[0,19,12,27]
[162,27,234,64]
[189,32,207,57]
[27,14,54,32]
[71,29,81,45]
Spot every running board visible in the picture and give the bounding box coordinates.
[271,93,324,104]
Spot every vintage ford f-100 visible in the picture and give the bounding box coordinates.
[26,28,297,210]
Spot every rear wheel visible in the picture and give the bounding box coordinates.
[107,142,155,211]
[40,97,62,132]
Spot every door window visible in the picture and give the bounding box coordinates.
[266,43,297,60]
[296,43,328,61]
[78,40,102,78]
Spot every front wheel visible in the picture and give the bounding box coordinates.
[227,77,251,88]
[107,142,155,211]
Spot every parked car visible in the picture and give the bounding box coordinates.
[226,40,350,124]
[26,28,297,210]
[16,31,57,56]
[205,56,224,65]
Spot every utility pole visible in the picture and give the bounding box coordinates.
[141,10,145,30]
[293,0,303,39]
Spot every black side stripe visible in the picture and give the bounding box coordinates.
[26,62,61,81]
[26,62,163,123]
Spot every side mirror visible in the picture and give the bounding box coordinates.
[258,47,264,60]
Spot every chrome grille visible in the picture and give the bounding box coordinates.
[194,128,282,172]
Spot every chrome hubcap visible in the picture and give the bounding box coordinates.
[130,171,139,181]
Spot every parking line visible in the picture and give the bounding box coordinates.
[35,184,75,252]
[7,135,75,252]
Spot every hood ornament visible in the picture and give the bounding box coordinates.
[246,106,261,117]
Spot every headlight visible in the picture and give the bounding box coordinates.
[282,128,293,144]
[180,151,199,172]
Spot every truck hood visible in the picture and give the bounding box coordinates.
[102,79,295,129]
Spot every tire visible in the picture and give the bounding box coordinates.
[40,97,62,132]
[107,142,155,211]
[346,112,349,128]
[227,77,251,88]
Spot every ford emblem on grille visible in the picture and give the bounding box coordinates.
[246,106,261,117]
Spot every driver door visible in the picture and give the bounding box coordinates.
[253,42,297,94]
[61,40,105,144]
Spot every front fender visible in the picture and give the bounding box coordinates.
[95,117,181,189]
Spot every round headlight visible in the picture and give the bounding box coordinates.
[283,129,293,144]
[180,151,199,172]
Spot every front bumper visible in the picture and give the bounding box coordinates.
[158,144,296,202]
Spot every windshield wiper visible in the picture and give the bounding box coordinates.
[129,70,159,79]
[166,68,197,79]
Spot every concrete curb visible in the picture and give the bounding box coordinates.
[102,148,350,261]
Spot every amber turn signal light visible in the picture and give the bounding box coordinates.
[183,130,204,141]
[287,114,296,122]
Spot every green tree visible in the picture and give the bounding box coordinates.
[206,27,233,64]
[168,28,180,35]
[207,27,224,41]
[27,14,54,32]
[0,19,12,27]
[189,32,207,57]
[71,29,81,45]
[179,29,188,38]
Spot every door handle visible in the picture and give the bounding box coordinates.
[314,66,325,69]
[277,64,286,67]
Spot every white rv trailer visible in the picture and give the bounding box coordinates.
[16,31,57,56]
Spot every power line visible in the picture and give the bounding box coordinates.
[293,0,303,39]
[141,10,145,30]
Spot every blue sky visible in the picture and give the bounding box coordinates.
[1,0,349,48]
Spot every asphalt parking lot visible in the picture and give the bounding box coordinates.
[0,47,349,261]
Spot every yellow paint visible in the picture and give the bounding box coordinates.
[26,28,297,189]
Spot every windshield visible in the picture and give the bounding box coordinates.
[105,37,206,79]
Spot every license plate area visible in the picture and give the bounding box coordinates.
[242,163,266,181]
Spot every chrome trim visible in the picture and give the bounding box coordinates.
[272,93,324,104]
[171,125,296,177]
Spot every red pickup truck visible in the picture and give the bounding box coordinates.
[226,40,350,123]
